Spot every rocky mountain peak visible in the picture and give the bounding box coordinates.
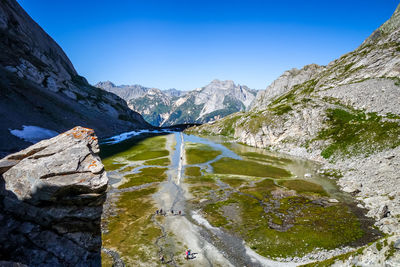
[250,63,324,110]
[362,3,400,46]
[95,80,116,89]
[207,79,235,90]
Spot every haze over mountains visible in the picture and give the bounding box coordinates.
[96,79,257,126]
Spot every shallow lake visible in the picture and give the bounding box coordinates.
[99,132,380,266]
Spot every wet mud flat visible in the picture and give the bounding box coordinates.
[99,132,381,266]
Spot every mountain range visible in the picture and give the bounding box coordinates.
[96,79,257,126]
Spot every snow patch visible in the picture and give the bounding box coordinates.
[102,129,172,144]
[9,125,58,143]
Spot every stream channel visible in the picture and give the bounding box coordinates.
[99,131,381,266]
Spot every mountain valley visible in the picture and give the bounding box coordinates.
[1,0,400,266]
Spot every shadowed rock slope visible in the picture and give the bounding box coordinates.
[0,0,151,157]
[0,126,108,266]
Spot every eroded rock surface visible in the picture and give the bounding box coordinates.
[0,126,108,266]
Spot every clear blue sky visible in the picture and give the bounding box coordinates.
[18,0,399,90]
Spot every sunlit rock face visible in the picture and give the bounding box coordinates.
[0,127,108,266]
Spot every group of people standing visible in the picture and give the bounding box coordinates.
[155,208,182,216]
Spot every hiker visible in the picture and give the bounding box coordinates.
[171,209,174,215]
[156,209,159,215]
[179,210,182,215]
[185,250,189,260]
[188,249,191,259]
[160,255,165,263]
[160,208,163,214]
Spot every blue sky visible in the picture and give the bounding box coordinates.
[18,0,399,90]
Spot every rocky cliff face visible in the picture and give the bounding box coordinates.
[98,79,257,126]
[0,126,107,266]
[0,0,151,157]
[250,64,324,109]
[188,4,400,264]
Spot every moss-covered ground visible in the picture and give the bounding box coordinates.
[201,178,364,258]
[101,135,171,266]
[185,142,222,164]
[185,146,369,259]
[102,187,161,265]
[185,166,202,176]
[278,179,328,196]
[316,108,400,159]
[101,251,113,267]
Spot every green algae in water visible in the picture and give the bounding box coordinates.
[241,151,293,164]
[185,166,202,176]
[119,167,168,188]
[102,161,127,171]
[144,157,170,166]
[128,149,169,161]
[211,157,291,178]
[185,142,222,164]
[220,177,248,188]
[101,135,169,172]
[279,179,328,196]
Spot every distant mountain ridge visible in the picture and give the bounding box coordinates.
[96,79,257,126]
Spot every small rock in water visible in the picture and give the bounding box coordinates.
[304,173,312,178]
[394,239,400,250]
[328,199,339,203]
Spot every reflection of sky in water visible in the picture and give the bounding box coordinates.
[183,133,241,160]
[101,129,172,144]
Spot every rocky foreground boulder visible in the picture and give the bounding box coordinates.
[0,126,108,266]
